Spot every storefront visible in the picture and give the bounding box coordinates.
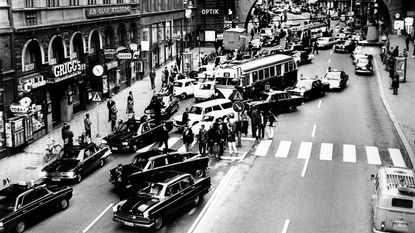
[0,88,6,157]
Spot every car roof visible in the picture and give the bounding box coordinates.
[192,98,231,108]
[174,78,196,83]
[199,81,215,85]
[145,171,189,184]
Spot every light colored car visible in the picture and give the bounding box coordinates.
[355,57,373,75]
[194,81,216,102]
[316,37,338,49]
[321,69,349,90]
[196,64,216,81]
[251,38,262,50]
[173,78,198,99]
[191,112,234,137]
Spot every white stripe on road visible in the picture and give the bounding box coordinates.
[275,140,292,158]
[297,142,312,159]
[281,219,290,233]
[137,142,157,153]
[301,157,310,177]
[82,203,114,233]
[389,148,406,167]
[343,144,356,163]
[178,141,197,152]
[330,51,333,54]
[318,100,322,109]
[168,137,180,148]
[255,140,272,157]
[311,124,316,138]
[365,146,382,165]
[328,58,331,63]
[319,143,333,161]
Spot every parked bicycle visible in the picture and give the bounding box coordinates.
[43,139,63,163]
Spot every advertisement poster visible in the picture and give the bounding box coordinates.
[102,75,108,94]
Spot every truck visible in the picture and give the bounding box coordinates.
[223,28,247,52]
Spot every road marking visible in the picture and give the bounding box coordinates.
[311,124,316,137]
[297,142,312,159]
[168,137,180,148]
[328,58,331,63]
[320,143,333,161]
[330,51,333,54]
[343,144,356,163]
[366,146,382,165]
[137,142,157,153]
[389,148,406,167]
[178,141,197,152]
[281,219,290,233]
[318,100,322,109]
[255,140,272,157]
[301,157,310,177]
[187,166,236,233]
[82,203,114,233]
[275,140,291,158]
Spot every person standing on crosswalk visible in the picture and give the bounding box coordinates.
[182,126,194,152]
[250,108,260,139]
[266,110,277,139]
[258,111,266,139]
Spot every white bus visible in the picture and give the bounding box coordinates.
[213,54,298,99]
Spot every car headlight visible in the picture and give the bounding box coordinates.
[122,142,129,146]
[101,139,107,144]
[0,222,3,228]
[40,171,47,178]
[65,171,75,177]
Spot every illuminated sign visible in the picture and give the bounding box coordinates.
[86,6,131,18]
[52,59,86,78]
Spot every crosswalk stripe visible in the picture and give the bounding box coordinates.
[389,148,406,168]
[319,143,333,161]
[178,141,197,152]
[365,146,382,165]
[275,140,291,158]
[343,144,356,163]
[297,142,312,159]
[255,140,272,157]
[168,137,181,148]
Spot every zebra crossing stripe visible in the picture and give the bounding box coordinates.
[275,140,291,158]
[168,137,181,148]
[365,146,382,165]
[389,148,406,168]
[343,144,356,163]
[297,142,312,159]
[255,140,272,157]
[178,141,197,152]
[319,143,333,161]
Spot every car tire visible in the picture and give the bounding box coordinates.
[15,220,26,233]
[194,169,205,179]
[59,199,69,210]
[99,159,105,167]
[180,93,187,99]
[153,215,164,230]
[194,195,203,206]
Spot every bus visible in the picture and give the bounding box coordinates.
[213,54,297,99]
[291,22,328,45]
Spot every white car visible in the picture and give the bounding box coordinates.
[194,81,216,102]
[321,69,349,90]
[196,64,216,81]
[191,113,221,137]
[251,38,262,50]
[173,78,198,99]
[316,37,338,49]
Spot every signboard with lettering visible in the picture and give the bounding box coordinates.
[24,63,35,72]
[9,104,29,114]
[106,61,118,70]
[50,59,86,83]
[86,6,131,18]
[117,53,132,60]
[201,9,220,15]
[104,49,117,59]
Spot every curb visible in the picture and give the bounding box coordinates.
[373,55,415,168]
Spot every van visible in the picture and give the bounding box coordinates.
[371,167,415,233]
[173,98,236,127]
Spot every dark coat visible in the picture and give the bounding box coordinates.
[392,75,400,88]
[251,109,260,126]
[182,128,194,144]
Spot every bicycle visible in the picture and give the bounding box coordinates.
[43,139,63,163]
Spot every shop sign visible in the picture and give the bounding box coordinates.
[106,61,118,70]
[9,103,29,114]
[104,49,117,59]
[201,9,220,15]
[86,6,131,18]
[394,20,404,30]
[22,75,46,93]
[117,53,132,60]
[404,17,413,25]
[51,59,86,83]
[129,43,138,51]
[224,21,232,29]
[102,75,108,94]
[24,63,35,72]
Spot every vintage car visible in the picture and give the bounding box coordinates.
[194,81,217,102]
[355,57,373,75]
[261,35,280,47]
[321,69,349,90]
[145,94,179,120]
[102,118,173,153]
[109,149,209,194]
[0,182,72,233]
[245,90,303,113]
[41,143,111,183]
[333,39,355,53]
[112,171,211,230]
[286,77,325,100]
[292,51,314,66]
[172,78,198,99]
[316,37,338,49]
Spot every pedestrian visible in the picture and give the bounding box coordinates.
[392,72,399,95]
[163,67,169,85]
[150,68,156,90]
[110,104,118,132]
[182,125,194,152]
[313,41,319,54]
[207,124,217,157]
[392,46,399,58]
[180,108,189,127]
[266,111,277,139]
[216,124,227,159]
[126,91,134,118]
[227,126,237,156]
[250,108,260,139]
[197,124,208,155]
[107,95,115,122]
[241,110,249,136]
[63,125,74,147]
[389,67,395,89]
[406,35,410,51]
[176,55,181,71]
[258,110,266,139]
[84,113,92,142]
[61,122,69,143]
[158,122,169,152]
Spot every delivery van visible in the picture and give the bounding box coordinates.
[371,167,415,233]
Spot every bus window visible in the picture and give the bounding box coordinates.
[259,70,264,80]
[276,65,282,76]
[270,66,275,77]
[253,71,258,82]
[264,68,270,79]
[392,198,413,209]
[284,63,288,73]
[216,78,227,85]
[229,78,239,86]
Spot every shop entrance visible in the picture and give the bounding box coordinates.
[49,85,63,126]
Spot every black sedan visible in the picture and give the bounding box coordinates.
[112,171,211,230]
[333,39,355,53]
[145,94,179,120]
[286,77,326,100]
[41,143,111,183]
[0,183,72,233]
[102,118,173,152]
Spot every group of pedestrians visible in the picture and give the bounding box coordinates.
[249,108,278,140]
[385,44,402,95]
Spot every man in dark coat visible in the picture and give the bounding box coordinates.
[107,96,115,122]
[197,124,208,155]
[392,72,400,95]
[158,122,169,152]
[63,125,74,147]
[250,108,260,139]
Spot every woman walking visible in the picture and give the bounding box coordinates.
[126,91,134,118]
[227,126,237,156]
[266,110,277,139]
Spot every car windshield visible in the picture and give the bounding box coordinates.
[131,156,149,169]
[189,106,203,115]
[60,149,82,159]
[201,115,215,122]
[199,83,212,90]
[146,183,164,196]
[325,72,341,80]
[257,93,270,101]
[173,82,182,87]
[295,80,312,90]
[357,59,369,65]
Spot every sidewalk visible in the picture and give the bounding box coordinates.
[373,34,415,167]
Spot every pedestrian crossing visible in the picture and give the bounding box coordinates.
[253,139,407,168]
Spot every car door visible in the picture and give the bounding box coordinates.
[18,189,49,221]
[164,182,183,215]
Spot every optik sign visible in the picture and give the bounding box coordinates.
[201,9,220,15]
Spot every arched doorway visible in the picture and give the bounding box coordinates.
[70,32,87,113]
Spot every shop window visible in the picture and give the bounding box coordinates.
[103,0,111,4]
[47,0,59,7]
[69,0,79,6]
[117,0,124,3]
[25,12,37,26]
[25,0,33,7]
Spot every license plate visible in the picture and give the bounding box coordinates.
[112,147,118,151]
[52,178,61,182]
[393,222,408,231]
